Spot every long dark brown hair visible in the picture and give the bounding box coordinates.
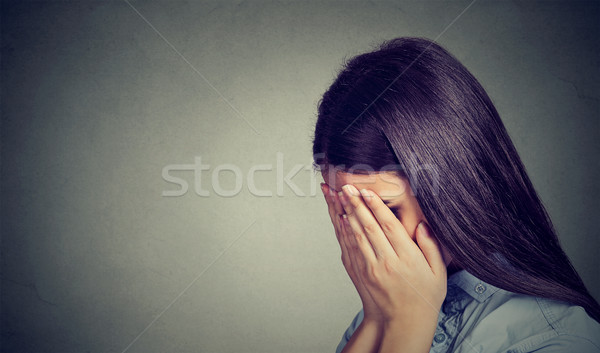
[313,37,600,322]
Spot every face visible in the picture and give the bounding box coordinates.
[321,166,452,265]
[321,167,424,241]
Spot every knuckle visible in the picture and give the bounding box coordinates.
[353,232,364,244]
[402,254,418,269]
[380,220,396,234]
[366,265,381,284]
[362,222,378,234]
[341,256,350,267]
[359,265,369,277]
[383,260,397,275]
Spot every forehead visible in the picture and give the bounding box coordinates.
[321,167,408,198]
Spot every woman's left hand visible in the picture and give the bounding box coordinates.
[337,184,447,329]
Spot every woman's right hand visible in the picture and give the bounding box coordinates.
[322,183,383,323]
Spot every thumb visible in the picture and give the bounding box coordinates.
[416,222,446,276]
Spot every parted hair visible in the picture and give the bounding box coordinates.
[313,37,600,322]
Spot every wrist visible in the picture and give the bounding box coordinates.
[381,303,440,327]
[379,317,437,338]
[382,309,439,337]
[382,313,438,333]
[362,311,384,324]
[361,315,384,330]
[379,317,438,353]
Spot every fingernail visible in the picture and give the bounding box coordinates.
[320,183,326,195]
[342,184,358,196]
[418,222,429,236]
[338,191,347,206]
[342,214,350,227]
[359,189,371,198]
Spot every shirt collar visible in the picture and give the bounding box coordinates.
[447,269,501,303]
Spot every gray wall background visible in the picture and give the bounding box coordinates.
[1,1,598,352]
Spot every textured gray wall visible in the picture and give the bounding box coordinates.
[1,1,598,352]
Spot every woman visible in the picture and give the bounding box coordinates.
[313,37,600,352]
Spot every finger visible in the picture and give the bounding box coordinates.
[323,184,362,281]
[321,183,336,220]
[322,184,344,241]
[337,213,353,270]
[339,215,358,277]
[338,200,379,263]
[339,226,352,270]
[323,183,345,221]
[416,222,447,276]
[339,185,396,260]
[341,216,376,308]
[358,188,415,256]
[341,214,368,281]
[330,187,344,218]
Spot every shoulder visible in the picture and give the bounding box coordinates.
[526,296,600,352]
[453,290,600,353]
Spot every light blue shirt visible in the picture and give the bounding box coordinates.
[335,270,600,353]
